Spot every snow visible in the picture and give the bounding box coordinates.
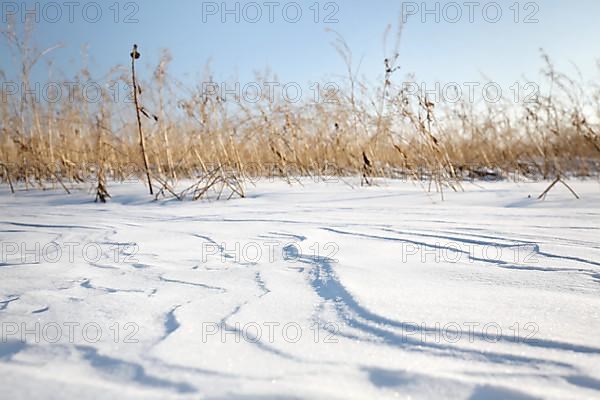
[1,179,599,399]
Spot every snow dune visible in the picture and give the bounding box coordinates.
[1,180,599,399]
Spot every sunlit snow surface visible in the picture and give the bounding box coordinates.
[1,179,599,399]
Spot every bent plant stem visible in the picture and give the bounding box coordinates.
[538,175,580,200]
[0,162,15,193]
[131,44,153,195]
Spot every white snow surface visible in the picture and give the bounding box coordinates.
[1,179,599,399]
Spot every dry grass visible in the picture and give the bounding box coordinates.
[1,19,599,200]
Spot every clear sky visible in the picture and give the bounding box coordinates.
[1,0,599,94]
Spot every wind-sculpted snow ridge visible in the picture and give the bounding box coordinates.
[0,180,599,399]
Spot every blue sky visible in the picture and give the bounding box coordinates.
[1,0,599,93]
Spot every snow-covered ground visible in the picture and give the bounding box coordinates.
[1,179,599,399]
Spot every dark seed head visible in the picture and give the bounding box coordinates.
[130,44,141,59]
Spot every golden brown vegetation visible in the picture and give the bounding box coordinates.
[1,20,599,200]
